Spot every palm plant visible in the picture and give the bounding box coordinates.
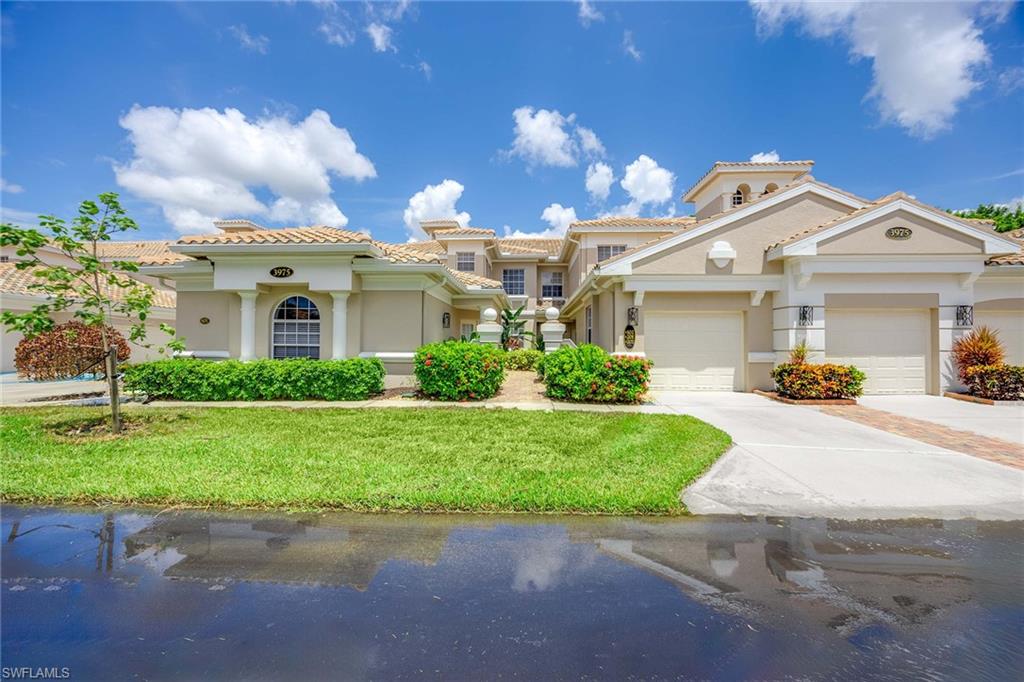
[500,305,534,350]
[952,326,1005,383]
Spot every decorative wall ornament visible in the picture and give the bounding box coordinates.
[627,306,639,325]
[956,305,973,327]
[885,226,912,240]
[441,312,451,329]
[797,305,814,326]
[269,266,294,278]
[623,325,636,349]
[199,317,210,325]
[707,240,737,268]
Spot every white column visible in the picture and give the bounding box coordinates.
[238,291,258,361]
[476,307,503,346]
[938,288,974,393]
[539,306,566,353]
[330,291,350,360]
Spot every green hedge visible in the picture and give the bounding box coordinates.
[504,348,544,371]
[122,358,385,401]
[414,341,506,401]
[771,362,865,400]
[541,345,651,403]
[964,364,1024,401]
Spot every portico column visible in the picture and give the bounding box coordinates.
[330,292,350,359]
[238,291,258,361]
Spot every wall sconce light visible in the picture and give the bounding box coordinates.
[442,312,451,329]
[627,306,639,325]
[708,241,737,269]
[797,306,814,326]
[955,305,973,327]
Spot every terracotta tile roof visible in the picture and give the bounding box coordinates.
[95,240,177,261]
[401,240,446,254]
[432,227,496,238]
[372,241,444,264]
[0,262,176,308]
[569,216,697,229]
[495,238,563,256]
[987,228,1024,266]
[178,226,373,245]
[449,269,503,289]
[684,159,815,198]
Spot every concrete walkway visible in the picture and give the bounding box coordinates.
[654,392,1024,521]
[858,395,1024,445]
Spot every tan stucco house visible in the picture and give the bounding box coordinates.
[15,159,1018,394]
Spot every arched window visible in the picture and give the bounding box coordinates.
[763,183,778,195]
[272,296,321,359]
[731,184,750,207]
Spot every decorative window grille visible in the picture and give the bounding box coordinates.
[956,305,974,327]
[502,268,525,295]
[597,245,627,262]
[731,189,745,207]
[456,252,475,272]
[272,296,321,359]
[797,305,814,327]
[541,271,564,298]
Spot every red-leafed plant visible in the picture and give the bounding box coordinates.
[952,326,1005,384]
[15,320,131,381]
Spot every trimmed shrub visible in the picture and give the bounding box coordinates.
[952,326,1005,384]
[505,349,544,371]
[964,364,1024,401]
[542,344,651,404]
[122,358,385,401]
[15,321,130,380]
[772,362,865,400]
[414,341,505,401]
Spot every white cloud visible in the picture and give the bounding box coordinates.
[998,66,1024,94]
[750,1,999,138]
[1,178,25,194]
[504,203,578,239]
[0,207,39,228]
[403,179,471,240]
[366,22,395,52]
[228,24,269,54]
[577,0,604,28]
[622,30,642,62]
[615,155,675,216]
[315,2,356,47]
[504,106,605,169]
[417,60,432,80]
[585,162,614,203]
[114,106,376,234]
[750,150,780,163]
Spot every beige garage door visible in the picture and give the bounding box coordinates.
[644,312,743,391]
[826,309,929,394]
[975,309,1024,365]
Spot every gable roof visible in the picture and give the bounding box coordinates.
[569,216,697,230]
[683,160,815,202]
[0,262,176,308]
[95,240,177,261]
[432,226,495,238]
[178,226,373,246]
[495,238,563,257]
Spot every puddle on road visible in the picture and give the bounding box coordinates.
[2,505,1021,680]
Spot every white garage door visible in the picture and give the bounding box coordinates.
[826,309,929,395]
[975,309,1024,366]
[644,312,743,391]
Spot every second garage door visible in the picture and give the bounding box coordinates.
[826,309,929,394]
[644,312,743,391]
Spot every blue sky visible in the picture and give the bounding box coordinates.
[1,1,1022,243]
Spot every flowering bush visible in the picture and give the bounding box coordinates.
[414,341,506,401]
[952,326,1005,384]
[15,321,130,380]
[771,362,865,400]
[964,364,1024,401]
[541,344,651,403]
[122,358,385,401]
[504,349,544,371]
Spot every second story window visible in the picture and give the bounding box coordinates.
[502,268,525,296]
[731,189,744,207]
[541,271,563,298]
[456,252,475,272]
[597,245,627,262]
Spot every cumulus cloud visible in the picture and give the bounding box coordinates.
[1,178,24,194]
[366,22,395,52]
[114,106,376,234]
[585,162,614,203]
[576,0,603,28]
[614,155,675,216]
[403,179,471,240]
[622,30,642,62]
[750,150,780,163]
[504,203,578,239]
[750,1,1000,138]
[228,24,269,54]
[504,106,605,169]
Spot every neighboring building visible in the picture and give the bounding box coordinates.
[140,160,1023,394]
[0,241,178,373]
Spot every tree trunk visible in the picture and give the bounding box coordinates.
[104,342,122,434]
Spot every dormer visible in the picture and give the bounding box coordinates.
[683,160,814,219]
[419,219,465,239]
[213,219,263,233]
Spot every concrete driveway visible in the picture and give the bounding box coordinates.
[858,395,1024,445]
[652,392,1024,521]
[0,373,108,406]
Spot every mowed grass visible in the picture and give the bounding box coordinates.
[0,407,731,514]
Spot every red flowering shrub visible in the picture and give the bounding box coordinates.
[964,365,1024,401]
[413,341,506,401]
[14,321,130,380]
[541,344,651,403]
[771,362,865,400]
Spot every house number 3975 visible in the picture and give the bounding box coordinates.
[270,266,294,278]
[885,227,912,240]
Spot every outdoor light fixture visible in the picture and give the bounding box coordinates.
[442,312,451,329]
[707,241,737,269]
[627,306,639,325]
[956,305,973,327]
[798,306,814,326]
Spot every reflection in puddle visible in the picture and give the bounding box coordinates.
[3,506,1021,680]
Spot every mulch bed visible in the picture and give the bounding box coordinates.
[753,389,857,406]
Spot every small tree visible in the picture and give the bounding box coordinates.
[15,321,131,381]
[1,193,183,432]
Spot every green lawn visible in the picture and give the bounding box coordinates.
[0,407,731,514]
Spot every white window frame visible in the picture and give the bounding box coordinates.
[460,322,475,339]
[272,296,321,359]
[541,271,563,298]
[455,252,476,272]
[585,305,593,344]
[502,268,526,296]
[597,244,627,262]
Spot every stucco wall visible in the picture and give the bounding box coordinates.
[423,293,456,343]
[176,291,237,356]
[817,211,984,255]
[361,290,424,352]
